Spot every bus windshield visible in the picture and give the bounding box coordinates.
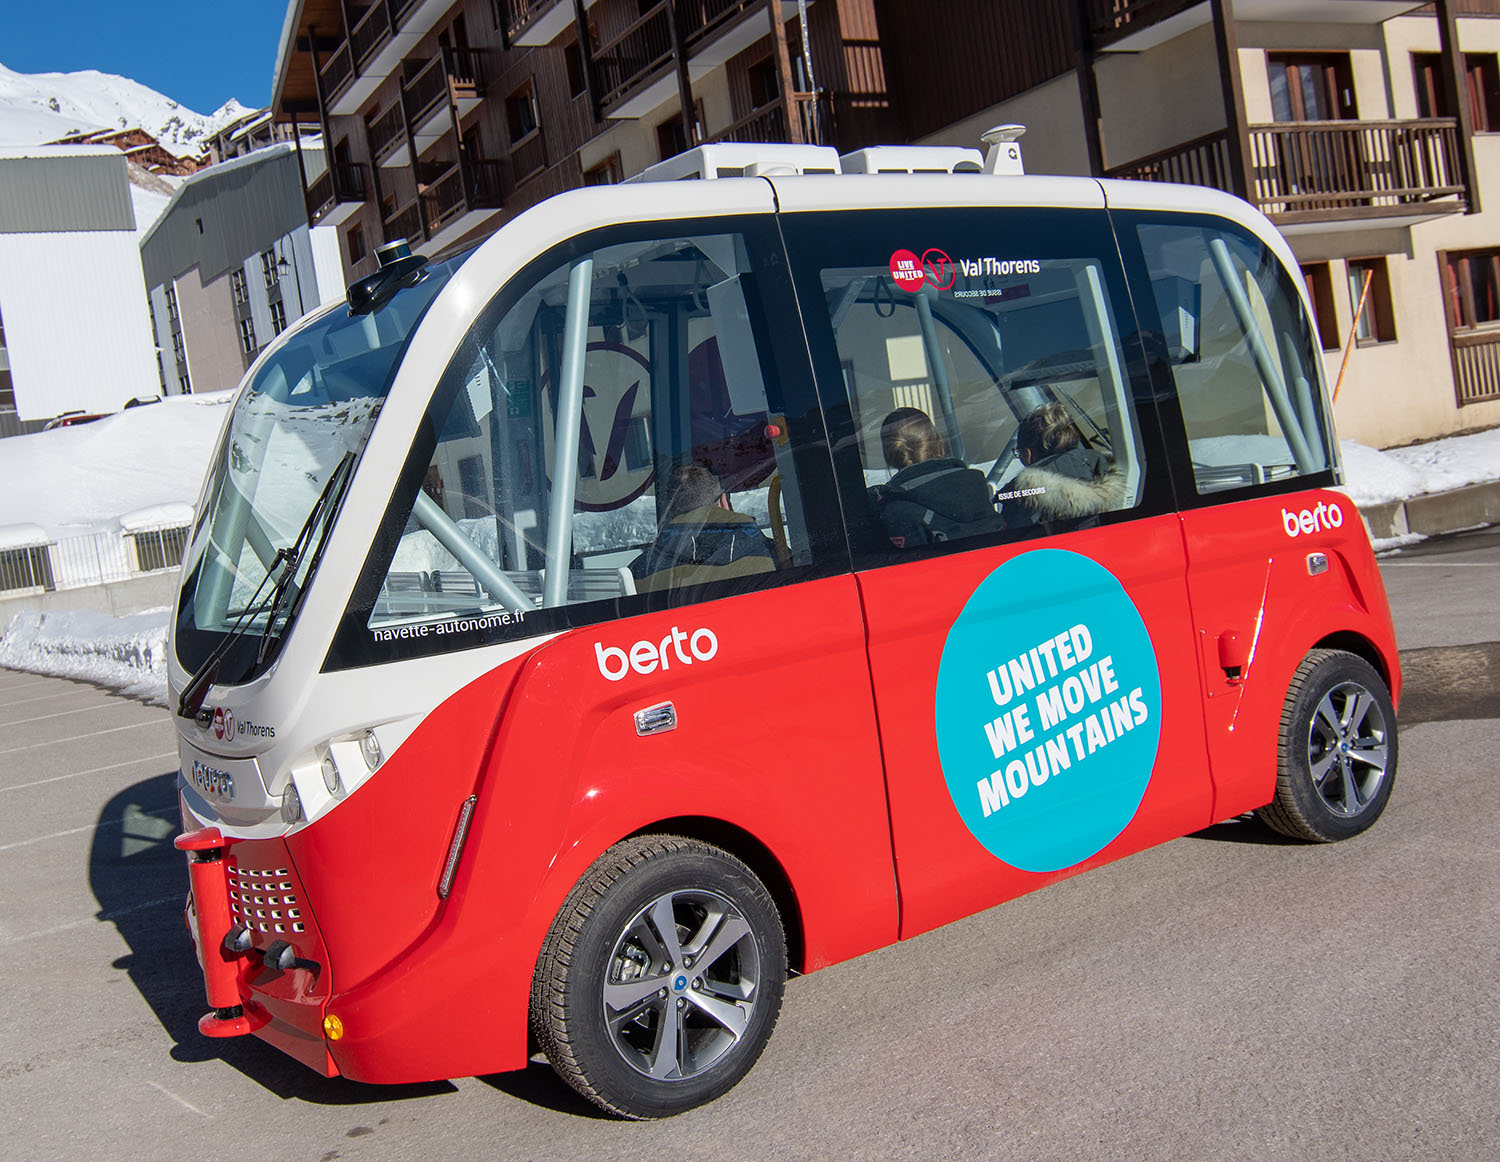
[173,251,468,680]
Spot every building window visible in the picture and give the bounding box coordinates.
[0,299,7,348]
[270,299,288,335]
[1268,53,1356,122]
[238,317,258,355]
[1413,52,1500,132]
[506,81,539,143]
[261,249,279,289]
[584,154,622,185]
[165,286,179,324]
[749,58,780,109]
[348,222,368,266]
[1347,257,1396,345]
[230,269,249,305]
[1301,263,1341,351]
[565,39,588,99]
[656,102,704,161]
[1442,247,1500,329]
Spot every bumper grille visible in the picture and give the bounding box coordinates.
[227,863,306,935]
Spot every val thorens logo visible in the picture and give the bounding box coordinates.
[212,706,235,741]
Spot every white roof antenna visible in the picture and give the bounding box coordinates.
[981,125,1026,176]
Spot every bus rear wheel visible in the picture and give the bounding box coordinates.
[530,835,786,1118]
[1257,649,1397,842]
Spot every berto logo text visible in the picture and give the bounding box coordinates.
[595,626,719,681]
[1281,500,1345,538]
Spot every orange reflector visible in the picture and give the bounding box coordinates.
[323,1014,344,1041]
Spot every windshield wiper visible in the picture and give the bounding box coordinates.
[177,451,357,722]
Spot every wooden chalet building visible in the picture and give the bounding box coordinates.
[272,0,1500,446]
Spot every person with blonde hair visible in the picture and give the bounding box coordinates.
[870,407,1003,548]
[1001,401,1125,528]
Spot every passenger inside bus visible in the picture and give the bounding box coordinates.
[1001,402,1124,528]
[629,464,778,593]
[869,408,1004,548]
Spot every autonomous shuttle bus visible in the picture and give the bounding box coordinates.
[169,137,1399,1118]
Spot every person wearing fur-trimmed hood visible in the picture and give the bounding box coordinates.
[1003,402,1126,529]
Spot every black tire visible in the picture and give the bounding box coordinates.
[1257,649,1398,842]
[530,835,786,1119]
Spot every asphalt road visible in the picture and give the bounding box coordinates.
[2,528,1497,1161]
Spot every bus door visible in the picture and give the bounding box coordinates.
[780,203,1216,940]
[331,215,899,970]
[1117,210,1346,822]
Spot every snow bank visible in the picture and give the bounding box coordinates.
[0,608,169,706]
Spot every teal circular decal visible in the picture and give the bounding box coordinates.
[935,549,1162,873]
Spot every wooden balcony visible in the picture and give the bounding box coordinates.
[1107,119,1468,226]
[508,129,548,184]
[367,101,408,167]
[500,0,559,42]
[422,158,505,234]
[1087,0,1200,47]
[306,161,370,225]
[679,0,760,50]
[383,198,425,245]
[1450,329,1500,406]
[707,92,825,146]
[318,41,356,107]
[404,53,450,132]
[593,1,675,109]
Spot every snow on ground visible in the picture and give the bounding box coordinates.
[0,394,1496,705]
[0,606,170,706]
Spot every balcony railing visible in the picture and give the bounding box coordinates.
[593,1,675,108]
[509,130,548,183]
[1106,128,1233,188]
[444,45,488,101]
[1249,119,1464,220]
[384,198,425,244]
[422,158,504,233]
[351,2,395,70]
[1450,329,1500,406]
[679,0,758,49]
[318,41,356,105]
[306,162,370,223]
[707,92,824,147]
[1107,119,1467,223]
[368,101,407,165]
[500,0,558,42]
[404,54,449,128]
[1087,0,1200,48]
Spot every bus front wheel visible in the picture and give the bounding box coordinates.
[530,835,786,1118]
[1257,648,1397,842]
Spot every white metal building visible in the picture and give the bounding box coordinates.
[0,146,161,436]
[140,142,345,397]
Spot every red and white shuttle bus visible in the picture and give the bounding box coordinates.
[169,137,1399,1118]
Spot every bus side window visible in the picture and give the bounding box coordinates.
[796,208,1149,559]
[1133,219,1334,496]
[365,227,815,641]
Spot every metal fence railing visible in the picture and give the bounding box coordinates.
[0,526,189,596]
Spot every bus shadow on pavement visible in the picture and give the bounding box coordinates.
[477,1062,616,1119]
[90,771,456,1105]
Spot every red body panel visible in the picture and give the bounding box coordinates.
[859,515,1215,940]
[1178,489,1401,822]
[257,575,896,1083]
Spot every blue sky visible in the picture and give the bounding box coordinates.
[5,2,288,114]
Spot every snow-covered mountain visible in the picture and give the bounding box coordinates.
[0,61,250,158]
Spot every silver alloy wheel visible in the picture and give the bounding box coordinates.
[1307,679,1390,817]
[602,888,761,1081]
